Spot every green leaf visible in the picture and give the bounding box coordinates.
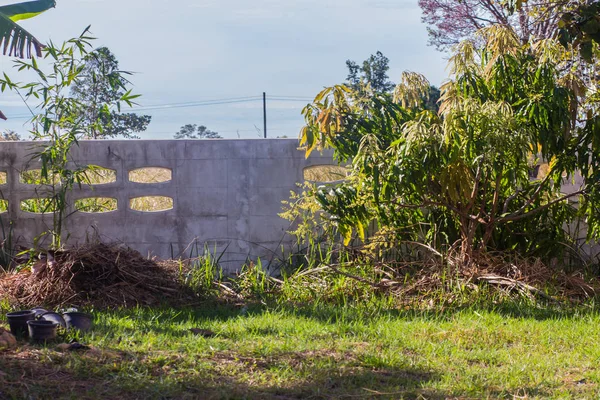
[580,41,594,63]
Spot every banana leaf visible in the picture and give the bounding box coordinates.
[0,0,55,21]
[0,0,55,59]
[0,0,55,120]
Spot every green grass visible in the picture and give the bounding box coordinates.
[2,302,600,399]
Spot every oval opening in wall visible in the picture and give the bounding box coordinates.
[0,199,7,213]
[20,169,59,185]
[21,198,56,213]
[129,196,173,212]
[75,197,118,213]
[0,171,6,185]
[303,165,349,183]
[129,168,172,184]
[83,167,117,185]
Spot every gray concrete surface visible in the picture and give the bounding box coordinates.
[0,139,336,271]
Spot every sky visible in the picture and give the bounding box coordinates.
[1,0,448,139]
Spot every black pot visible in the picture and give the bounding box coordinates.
[31,307,48,319]
[63,312,93,332]
[6,310,36,337]
[40,312,67,329]
[27,320,58,342]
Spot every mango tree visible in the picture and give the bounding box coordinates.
[298,25,600,266]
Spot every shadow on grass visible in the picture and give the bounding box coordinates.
[0,343,557,399]
[0,300,566,400]
[0,345,443,400]
[0,336,561,400]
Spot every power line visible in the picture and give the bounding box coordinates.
[133,96,311,111]
[4,95,265,118]
[268,94,314,99]
[267,98,312,102]
[132,97,262,111]
[143,95,262,107]
[2,94,316,120]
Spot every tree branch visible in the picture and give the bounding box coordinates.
[497,189,584,223]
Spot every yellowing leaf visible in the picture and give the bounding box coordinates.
[343,227,352,246]
[357,220,365,241]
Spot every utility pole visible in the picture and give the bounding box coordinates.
[263,92,267,138]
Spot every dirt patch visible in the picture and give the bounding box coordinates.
[0,348,101,398]
[211,348,360,371]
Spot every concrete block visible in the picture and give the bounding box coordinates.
[178,216,229,243]
[0,145,19,167]
[228,215,291,246]
[67,210,126,234]
[226,158,257,217]
[251,187,296,216]
[255,158,304,187]
[224,139,305,160]
[84,140,186,162]
[247,215,294,243]
[101,215,180,244]
[177,187,228,216]
[226,140,263,159]
[177,159,228,188]
[183,140,232,160]
[261,140,306,159]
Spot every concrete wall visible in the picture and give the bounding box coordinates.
[3,140,595,270]
[0,140,335,271]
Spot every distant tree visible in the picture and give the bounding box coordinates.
[345,51,440,111]
[70,47,151,139]
[346,51,395,93]
[0,130,20,141]
[174,124,222,139]
[424,85,441,113]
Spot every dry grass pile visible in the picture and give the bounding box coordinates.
[390,250,600,302]
[0,243,193,308]
[474,253,600,300]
